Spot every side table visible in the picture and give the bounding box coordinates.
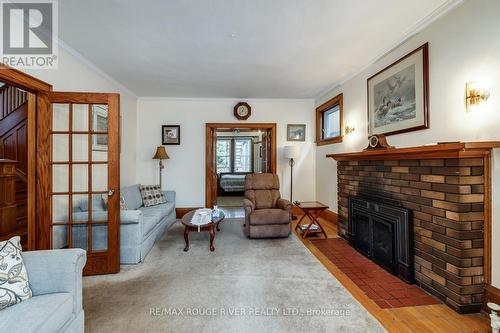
[293,201,329,239]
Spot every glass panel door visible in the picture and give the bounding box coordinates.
[46,92,120,275]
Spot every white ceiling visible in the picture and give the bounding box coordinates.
[59,0,451,98]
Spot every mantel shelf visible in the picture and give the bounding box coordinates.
[326,141,500,161]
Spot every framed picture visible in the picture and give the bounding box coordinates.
[287,124,306,141]
[92,105,108,151]
[367,43,429,136]
[162,125,180,145]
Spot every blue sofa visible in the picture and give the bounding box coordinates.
[0,249,86,333]
[67,185,176,264]
[118,184,177,263]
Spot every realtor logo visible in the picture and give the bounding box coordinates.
[0,0,58,68]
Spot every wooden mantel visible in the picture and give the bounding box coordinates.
[327,141,500,161]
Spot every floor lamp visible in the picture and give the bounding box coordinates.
[152,146,169,189]
[284,145,300,220]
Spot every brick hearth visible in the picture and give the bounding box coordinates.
[336,157,485,313]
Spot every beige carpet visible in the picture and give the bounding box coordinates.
[83,218,386,333]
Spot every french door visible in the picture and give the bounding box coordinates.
[36,92,120,275]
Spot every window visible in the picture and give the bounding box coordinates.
[216,139,231,173]
[216,137,253,173]
[316,93,343,145]
[233,138,252,172]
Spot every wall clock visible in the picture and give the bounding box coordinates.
[234,102,251,120]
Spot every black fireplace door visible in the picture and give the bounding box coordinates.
[372,216,396,274]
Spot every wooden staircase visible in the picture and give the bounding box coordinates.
[0,85,28,246]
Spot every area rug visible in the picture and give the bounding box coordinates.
[310,238,441,309]
[83,218,386,333]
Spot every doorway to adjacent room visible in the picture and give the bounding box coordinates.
[205,123,277,209]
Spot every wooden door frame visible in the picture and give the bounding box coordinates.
[205,123,277,208]
[0,64,52,250]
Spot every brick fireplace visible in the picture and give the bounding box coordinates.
[328,142,499,314]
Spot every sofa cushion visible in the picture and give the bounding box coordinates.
[244,174,281,209]
[101,194,128,210]
[121,184,143,210]
[249,209,290,225]
[0,292,73,333]
[139,185,167,207]
[138,202,175,236]
[245,173,280,190]
[77,194,106,212]
[142,202,175,217]
[0,236,32,310]
[246,189,280,209]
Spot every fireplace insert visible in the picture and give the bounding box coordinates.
[348,196,414,283]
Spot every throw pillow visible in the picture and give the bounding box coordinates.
[0,236,32,310]
[139,185,167,207]
[101,194,128,210]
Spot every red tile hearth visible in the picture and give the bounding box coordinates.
[311,238,441,309]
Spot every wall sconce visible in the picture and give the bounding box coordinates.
[466,81,490,112]
[345,125,356,135]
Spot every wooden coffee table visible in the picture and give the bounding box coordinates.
[294,201,329,239]
[181,210,225,252]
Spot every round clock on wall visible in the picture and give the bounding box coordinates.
[234,102,251,120]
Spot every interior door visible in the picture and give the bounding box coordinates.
[36,92,120,275]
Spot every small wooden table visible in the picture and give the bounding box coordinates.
[181,210,225,252]
[294,201,329,239]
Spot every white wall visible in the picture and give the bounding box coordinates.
[314,0,500,286]
[24,45,138,186]
[136,98,315,207]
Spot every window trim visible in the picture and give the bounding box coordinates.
[316,93,343,146]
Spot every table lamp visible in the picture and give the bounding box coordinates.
[152,146,169,188]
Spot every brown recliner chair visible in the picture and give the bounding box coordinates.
[243,173,292,238]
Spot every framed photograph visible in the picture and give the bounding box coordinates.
[367,43,429,136]
[162,125,180,145]
[92,105,108,151]
[287,124,306,141]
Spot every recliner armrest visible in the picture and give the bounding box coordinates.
[276,198,292,212]
[243,198,255,214]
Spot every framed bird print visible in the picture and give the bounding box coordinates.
[367,43,429,136]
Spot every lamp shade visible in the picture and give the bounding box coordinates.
[152,146,169,160]
[284,145,300,159]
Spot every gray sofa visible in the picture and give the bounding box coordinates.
[69,184,176,264]
[118,184,177,263]
[0,249,86,333]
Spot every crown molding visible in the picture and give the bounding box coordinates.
[314,0,464,103]
[138,96,314,103]
[57,38,138,98]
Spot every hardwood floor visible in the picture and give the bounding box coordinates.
[292,214,490,333]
